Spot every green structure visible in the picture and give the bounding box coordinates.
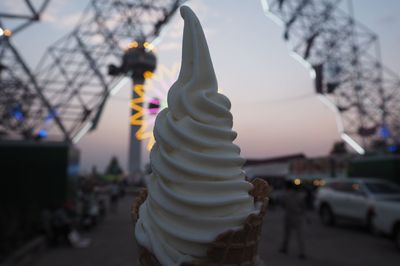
[0,141,79,260]
[348,155,400,185]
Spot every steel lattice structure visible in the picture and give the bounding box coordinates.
[1,0,183,143]
[0,1,53,140]
[35,0,183,143]
[263,0,400,153]
[0,0,50,35]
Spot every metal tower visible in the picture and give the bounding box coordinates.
[107,0,185,176]
[262,0,400,153]
[109,40,157,176]
[1,0,184,174]
[35,0,183,146]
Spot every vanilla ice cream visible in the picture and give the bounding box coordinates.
[135,6,260,266]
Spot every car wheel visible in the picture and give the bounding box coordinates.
[320,204,335,226]
[366,213,376,234]
[395,225,400,252]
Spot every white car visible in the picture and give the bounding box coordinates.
[315,178,400,250]
[372,194,400,251]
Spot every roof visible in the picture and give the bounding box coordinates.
[244,153,306,166]
[244,162,289,177]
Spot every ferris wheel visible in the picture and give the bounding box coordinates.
[113,62,179,151]
[138,63,179,150]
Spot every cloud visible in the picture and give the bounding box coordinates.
[1,0,30,14]
[378,14,397,25]
[0,0,53,29]
[40,1,85,30]
[42,12,81,29]
[159,41,181,51]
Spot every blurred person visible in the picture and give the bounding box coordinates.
[279,180,307,259]
[41,208,54,245]
[51,206,71,245]
[119,180,126,198]
[51,203,91,248]
[109,180,120,213]
[304,186,315,210]
[80,191,100,229]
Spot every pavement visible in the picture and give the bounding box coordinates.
[31,194,400,266]
[259,206,399,266]
[31,194,138,266]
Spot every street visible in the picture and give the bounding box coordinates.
[259,206,399,265]
[32,194,400,266]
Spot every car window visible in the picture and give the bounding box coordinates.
[325,182,340,190]
[328,182,363,194]
[364,182,400,194]
[340,182,360,193]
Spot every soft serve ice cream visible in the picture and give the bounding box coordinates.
[134,6,261,266]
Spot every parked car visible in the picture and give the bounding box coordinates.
[315,178,400,250]
[372,194,400,251]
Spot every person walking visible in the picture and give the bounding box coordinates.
[279,180,307,259]
[109,181,120,213]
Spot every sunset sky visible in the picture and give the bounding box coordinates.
[3,0,400,173]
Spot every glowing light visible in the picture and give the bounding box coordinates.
[130,84,145,126]
[148,108,159,114]
[313,180,321,186]
[388,145,398,153]
[11,110,23,121]
[294,178,301,186]
[37,129,48,138]
[379,126,390,139]
[129,82,153,150]
[129,63,179,151]
[143,70,153,79]
[341,133,365,155]
[45,110,57,123]
[129,83,156,150]
[0,28,3,36]
[128,41,139,48]
[149,98,160,105]
[4,29,12,37]
[148,98,161,115]
[143,41,154,51]
[136,121,155,150]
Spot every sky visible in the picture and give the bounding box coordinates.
[2,0,400,173]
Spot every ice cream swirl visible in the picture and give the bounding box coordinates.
[135,6,259,266]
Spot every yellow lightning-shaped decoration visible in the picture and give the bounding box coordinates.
[129,84,144,127]
[129,84,155,150]
[129,64,179,151]
[130,84,154,149]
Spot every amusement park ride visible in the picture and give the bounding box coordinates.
[263,0,400,154]
[3,1,399,260]
[0,0,399,176]
[0,0,185,176]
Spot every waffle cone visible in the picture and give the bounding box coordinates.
[131,178,270,266]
